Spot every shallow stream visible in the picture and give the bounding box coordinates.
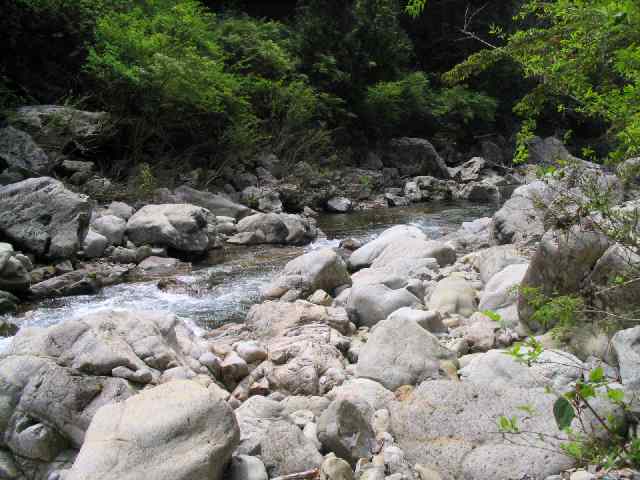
[2,202,496,334]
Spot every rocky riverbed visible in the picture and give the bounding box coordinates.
[1,107,639,480]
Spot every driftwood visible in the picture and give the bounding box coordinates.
[271,468,320,480]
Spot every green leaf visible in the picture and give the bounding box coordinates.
[607,388,625,403]
[578,383,596,399]
[589,367,605,383]
[553,396,575,430]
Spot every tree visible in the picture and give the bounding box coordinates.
[445,0,640,163]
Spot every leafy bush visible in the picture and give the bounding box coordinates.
[363,71,497,138]
[363,72,433,137]
[446,0,640,162]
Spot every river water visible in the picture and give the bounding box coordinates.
[2,202,495,334]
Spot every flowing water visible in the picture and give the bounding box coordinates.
[2,202,496,335]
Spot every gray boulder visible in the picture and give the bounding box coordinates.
[156,185,252,219]
[126,204,211,254]
[491,181,554,245]
[91,214,126,246]
[527,136,579,165]
[13,105,110,155]
[381,138,450,179]
[478,263,529,328]
[246,300,352,339]
[346,281,423,328]
[135,256,191,277]
[234,396,323,476]
[453,157,487,183]
[0,126,51,176]
[66,381,239,480]
[105,201,135,220]
[472,245,528,284]
[326,378,395,411]
[241,186,278,212]
[231,213,317,246]
[518,222,611,332]
[0,243,31,293]
[612,327,640,389]
[326,197,353,213]
[263,248,351,301]
[458,181,500,203]
[428,275,477,318]
[460,349,583,391]
[356,315,455,390]
[388,380,573,479]
[349,225,455,271]
[0,291,19,315]
[0,177,91,259]
[318,397,376,466]
[81,229,108,259]
[440,217,493,253]
[229,455,268,480]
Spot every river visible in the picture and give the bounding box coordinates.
[1,202,496,336]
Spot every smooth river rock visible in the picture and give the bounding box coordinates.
[66,380,239,480]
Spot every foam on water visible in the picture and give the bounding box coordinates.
[0,201,496,344]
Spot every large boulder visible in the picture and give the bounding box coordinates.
[0,126,51,177]
[388,380,573,479]
[12,106,110,156]
[346,281,424,328]
[472,245,528,284]
[349,225,455,271]
[234,396,323,476]
[263,248,351,301]
[381,138,450,179]
[460,349,583,391]
[326,197,353,213]
[126,204,211,254]
[491,181,554,245]
[0,309,219,477]
[440,217,493,253]
[246,301,352,339]
[457,181,501,203]
[91,214,126,246]
[66,381,239,480]
[0,243,31,293]
[585,243,640,315]
[518,222,611,332]
[317,397,376,466]
[453,157,487,183]
[156,186,252,219]
[428,275,477,318]
[229,213,317,246]
[478,263,529,328]
[612,327,640,389]
[526,136,579,165]
[0,177,91,259]
[356,315,455,390]
[326,378,395,411]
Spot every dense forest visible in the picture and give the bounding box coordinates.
[4,0,638,174]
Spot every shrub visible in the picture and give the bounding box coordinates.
[363,71,497,138]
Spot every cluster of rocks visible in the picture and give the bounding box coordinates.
[3,106,640,480]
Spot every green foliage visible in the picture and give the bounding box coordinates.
[82,0,333,164]
[136,162,157,198]
[447,0,640,162]
[405,0,427,18]
[520,286,585,335]
[552,396,575,430]
[363,71,497,137]
[363,72,432,137]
